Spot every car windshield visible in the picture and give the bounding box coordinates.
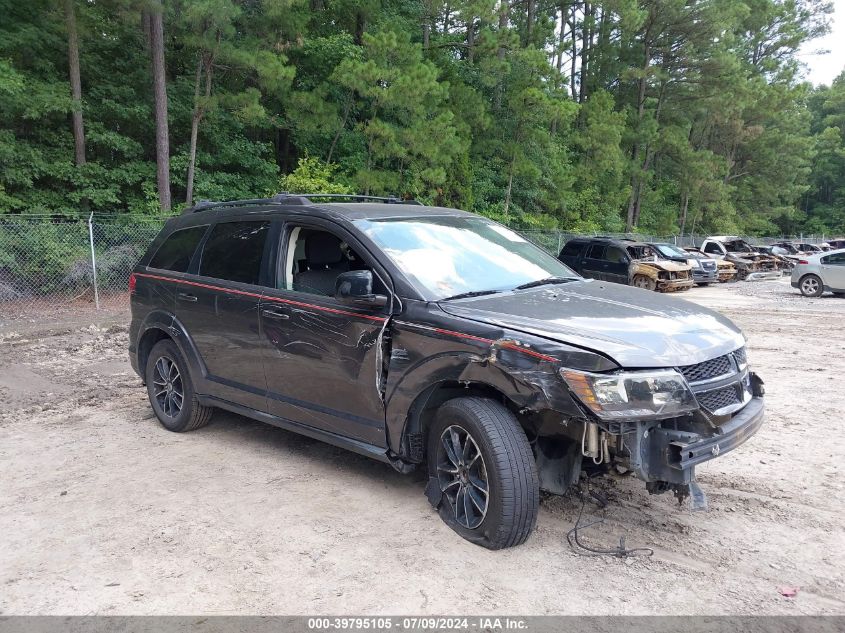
[653,244,688,258]
[354,216,579,300]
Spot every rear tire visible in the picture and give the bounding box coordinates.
[426,397,539,550]
[799,274,824,297]
[145,339,213,432]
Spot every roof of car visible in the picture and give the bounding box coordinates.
[182,195,475,222]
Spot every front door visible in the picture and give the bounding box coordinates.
[259,221,391,446]
[604,245,630,284]
[821,252,845,289]
[176,218,274,411]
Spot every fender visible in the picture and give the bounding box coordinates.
[384,337,582,455]
[135,310,209,393]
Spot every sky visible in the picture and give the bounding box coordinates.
[798,0,845,85]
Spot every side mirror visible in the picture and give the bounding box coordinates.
[335,270,388,308]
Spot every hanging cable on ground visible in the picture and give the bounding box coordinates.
[566,477,654,559]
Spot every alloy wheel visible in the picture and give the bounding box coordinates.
[152,355,184,418]
[436,425,489,529]
[801,277,820,296]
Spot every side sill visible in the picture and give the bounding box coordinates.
[197,394,393,464]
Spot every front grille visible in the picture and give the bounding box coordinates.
[679,354,732,383]
[697,385,741,412]
[733,347,747,367]
[702,261,716,270]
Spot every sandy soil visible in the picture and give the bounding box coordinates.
[1,279,843,615]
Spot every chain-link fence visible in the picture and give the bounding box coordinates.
[0,213,839,323]
[0,214,166,321]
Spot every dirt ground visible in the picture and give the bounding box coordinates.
[1,278,843,615]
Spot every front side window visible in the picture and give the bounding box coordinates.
[607,246,628,263]
[199,221,270,285]
[704,242,721,254]
[148,225,207,272]
[354,216,578,300]
[280,226,381,297]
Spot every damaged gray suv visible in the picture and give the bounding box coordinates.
[129,194,765,549]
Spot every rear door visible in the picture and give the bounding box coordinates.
[821,252,845,289]
[581,243,607,280]
[257,218,392,446]
[175,217,276,411]
[140,224,209,317]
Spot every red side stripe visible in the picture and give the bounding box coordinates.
[430,327,557,362]
[135,272,386,322]
[137,273,555,361]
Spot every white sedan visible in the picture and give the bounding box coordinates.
[791,248,845,297]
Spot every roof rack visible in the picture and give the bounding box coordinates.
[182,193,421,214]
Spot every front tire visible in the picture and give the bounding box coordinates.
[632,275,656,291]
[145,339,213,432]
[799,274,824,297]
[427,397,539,549]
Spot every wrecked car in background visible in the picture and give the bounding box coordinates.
[129,195,764,550]
[649,243,718,286]
[699,236,783,280]
[558,237,694,292]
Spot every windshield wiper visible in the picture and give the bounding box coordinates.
[440,289,504,301]
[514,276,578,290]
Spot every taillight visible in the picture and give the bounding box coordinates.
[798,260,809,265]
[128,272,137,294]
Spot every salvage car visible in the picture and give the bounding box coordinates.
[685,247,738,282]
[129,195,765,549]
[791,248,845,297]
[649,243,718,285]
[699,236,783,280]
[558,237,693,292]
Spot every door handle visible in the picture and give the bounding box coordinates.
[262,308,290,320]
[177,292,197,302]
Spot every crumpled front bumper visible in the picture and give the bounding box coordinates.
[657,278,695,292]
[622,396,765,487]
[659,397,765,471]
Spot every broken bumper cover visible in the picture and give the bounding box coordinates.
[660,397,765,471]
[744,270,781,281]
[627,397,765,486]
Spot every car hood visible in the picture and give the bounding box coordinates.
[438,280,745,368]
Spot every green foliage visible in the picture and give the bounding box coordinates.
[278,156,353,194]
[0,0,841,236]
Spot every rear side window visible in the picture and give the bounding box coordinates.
[199,221,271,285]
[824,253,845,265]
[560,241,584,257]
[148,225,207,272]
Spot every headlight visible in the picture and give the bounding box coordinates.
[560,368,698,420]
[688,259,700,269]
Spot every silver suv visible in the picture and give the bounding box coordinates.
[791,249,845,297]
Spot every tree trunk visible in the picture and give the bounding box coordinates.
[147,1,171,211]
[494,1,509,111]
[186,56,212,206]
[466,17,475,62]
[679,190,690,236]
[327,96,352,164]
[64,0,85,167]
[569,6,576,100]
[504,157,515,216]
[526,0,535,46]
[578,2,590,103]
